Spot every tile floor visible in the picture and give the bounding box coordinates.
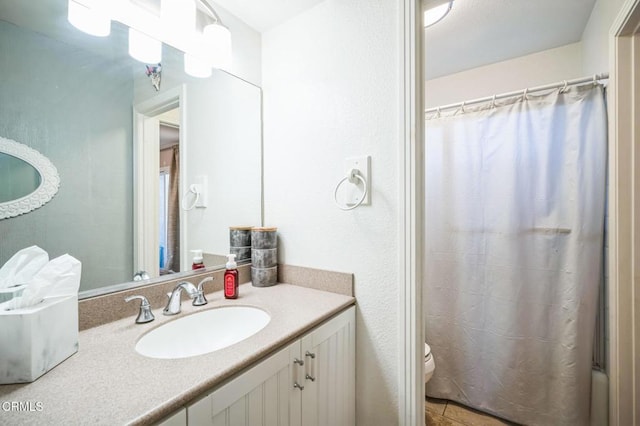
[425,397,519,426]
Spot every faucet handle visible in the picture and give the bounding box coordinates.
[193,277,214,306]
[124,295,155,324]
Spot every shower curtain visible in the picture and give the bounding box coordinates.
[424,84,607,425]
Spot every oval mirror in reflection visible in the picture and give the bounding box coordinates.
[0,153,41,203]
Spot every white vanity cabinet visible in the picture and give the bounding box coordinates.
[186,306,355,426]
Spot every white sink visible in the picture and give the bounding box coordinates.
[135,306,270,359]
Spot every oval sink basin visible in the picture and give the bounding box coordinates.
[135,306,270,359]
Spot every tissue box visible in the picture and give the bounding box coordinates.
[0,295,78,384]
[0,285,25,303]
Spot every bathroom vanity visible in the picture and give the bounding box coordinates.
[0,283,355,425]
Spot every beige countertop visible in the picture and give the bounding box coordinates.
[0,283,355,425]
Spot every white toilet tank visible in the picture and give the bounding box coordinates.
[425,343,435,383]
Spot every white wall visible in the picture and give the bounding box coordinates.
[581,0,626,75]
[262,0,402,424]
[425,42,583,108]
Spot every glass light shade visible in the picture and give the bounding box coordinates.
[203,23,232,70]
[184,53,212,78]
[129,28,162,64]
[67,0,111,37]
[424,1,453,28]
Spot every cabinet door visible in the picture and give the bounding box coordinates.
[300,307,356,426]
[188,341,301,426]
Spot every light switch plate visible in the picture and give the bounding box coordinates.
[343,155,370,206]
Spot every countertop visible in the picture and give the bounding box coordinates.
[0,283,355,425]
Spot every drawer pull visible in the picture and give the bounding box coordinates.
[294,382,305,391]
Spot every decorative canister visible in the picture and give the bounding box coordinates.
[251,227,278,287]
[252,248,277,268]
[251,227,277,249]
[251,266,277,287]
[230,226,252,247]
[230,226,252,261]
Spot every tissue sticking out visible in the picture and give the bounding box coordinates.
[0,246,81,311]
[0,245,48,289]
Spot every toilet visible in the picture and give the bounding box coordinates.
[424,343,435,383]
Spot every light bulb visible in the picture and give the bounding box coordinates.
[184,53,212,78]
[67,0,111,37]
[129,28,162,64]
[424,1,453,28]
[203,23,232,70]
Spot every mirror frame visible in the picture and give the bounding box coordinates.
[0,136,60,219]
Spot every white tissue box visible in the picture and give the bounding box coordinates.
[0,295,78,384]
[0,285,25,303]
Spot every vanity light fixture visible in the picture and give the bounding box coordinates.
[67,0,111,37]
[424,0,454,28]
[129,27,162,64]
[67,0,233,77]
[204,22,232,70]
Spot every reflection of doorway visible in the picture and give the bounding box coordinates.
[133,86,186,279]
[158,110,180,274]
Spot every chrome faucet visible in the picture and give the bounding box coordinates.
[163,281,199,315]
[124,295,155,324]
[193,277,214,306]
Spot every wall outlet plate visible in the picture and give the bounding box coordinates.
[344,155,370,206]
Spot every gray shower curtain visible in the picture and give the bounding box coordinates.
[424,84,607,425]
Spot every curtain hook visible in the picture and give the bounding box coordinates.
[561,80,568,93]
[460,101,466,113]
[436,107,441,118]
[491,95,497,108]
[593,74,598,86]
[522,88,529,100]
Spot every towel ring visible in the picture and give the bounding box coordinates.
[334,169,368,211]
[181,184,200,211]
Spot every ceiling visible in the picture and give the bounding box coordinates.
[425,0,597,78]
[212,0,598,80]
[0,0,599,81]
[212,0,326,33]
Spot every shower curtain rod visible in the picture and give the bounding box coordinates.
[425,73,609,114]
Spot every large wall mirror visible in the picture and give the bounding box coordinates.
[0,0,262,296]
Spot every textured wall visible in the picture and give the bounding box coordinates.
[262,1,401,424]
[0,21,134,291]
[425,42,584,108]
[581,0,627,75]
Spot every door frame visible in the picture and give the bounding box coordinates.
[399,0,424,424]
[133,86,187,277]
[608,0,640,424]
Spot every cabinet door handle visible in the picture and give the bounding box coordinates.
[293,358,305,390]
[305,351,316,381]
